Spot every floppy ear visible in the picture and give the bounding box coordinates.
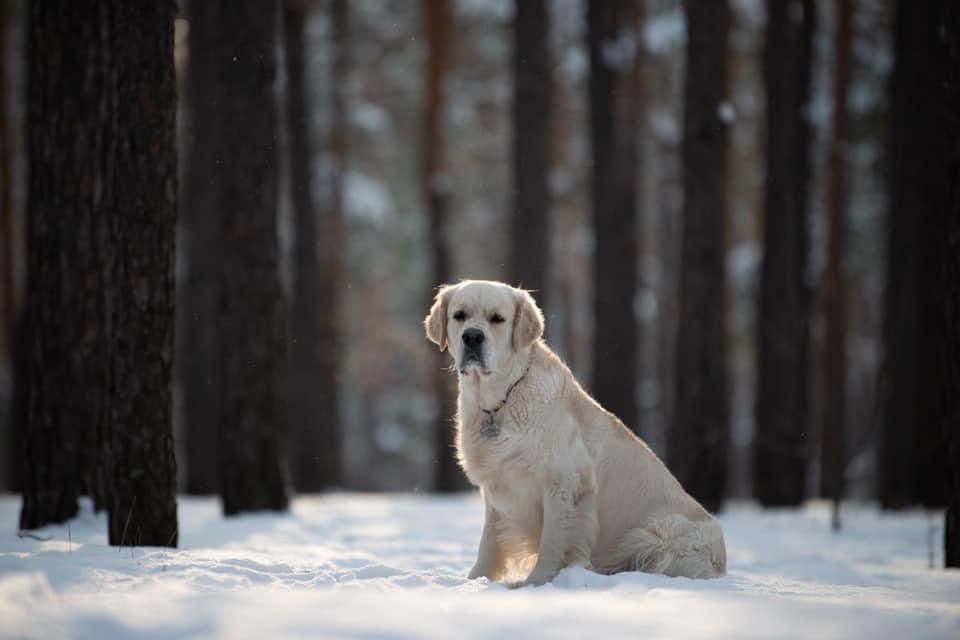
[512,289,545,351]
[424,285,453,351]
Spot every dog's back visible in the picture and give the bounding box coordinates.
[545,343,728,579]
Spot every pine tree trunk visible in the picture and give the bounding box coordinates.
[285,0,343,492]
[944,0,960,569]
[424,0,467,492]
[669,0,730,513]
[0,0,17,493]
[879,0,948,510]
[21,1,179,542]
[510,0,551,309]
[587,0,640,434]
[20,0,111,528]
[217,0,289,515]
[106,1,179,547]
[819,0,852,525]
[754,0,815,507]
[179,0,222,495]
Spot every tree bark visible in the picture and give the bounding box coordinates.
[754,0,815,507]
[0,0,18,493]
[879,0,948,510]
[669,0,730,513]
[178,0,222,495]
[106,1,179,547]
[0,0,13,365]
[944,0,960,569]
[21,1,179,544]
[284,0,344,492]
[510,0,551,309]
[424,0,468,492]
[217,0,289,515]
[20,0,111,528]
[587,0,640,434]
[819,0,852,528]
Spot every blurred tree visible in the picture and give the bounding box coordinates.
[178,0,222,495]
[587,0,640,434]
[820,0,852,529]
[0,0,17,493]
[669,0,730,513]
[20,1,179,546]
[945,0,960,568]
[20,0,113,527]
[878,0,948,510]
[217,0,289,515]
[284,0,345,492]
[0,1,12,372]
[754,0,815,507]
[424,0,468,492]
[510,0,551,309]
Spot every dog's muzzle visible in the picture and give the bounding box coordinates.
[458,327,486,373]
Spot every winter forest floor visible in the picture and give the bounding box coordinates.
[0,494,958,639]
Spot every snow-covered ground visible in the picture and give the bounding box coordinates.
[1,493,958,639]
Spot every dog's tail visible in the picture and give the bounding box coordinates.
[616,514,727,579]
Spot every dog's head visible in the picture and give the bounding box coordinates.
[424,280,544,376]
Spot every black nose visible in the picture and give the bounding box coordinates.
[462,328,485,349]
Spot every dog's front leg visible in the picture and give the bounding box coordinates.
[522,471,597,587]
[468,493,507,581]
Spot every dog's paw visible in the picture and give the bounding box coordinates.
[467,565,492,581]
[513,571,554,588]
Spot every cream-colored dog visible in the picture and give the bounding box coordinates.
[424,280,726,586]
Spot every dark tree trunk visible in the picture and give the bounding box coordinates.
[819,0,852,529]
[20,0,112,528]
[668,0,730,513]
[945,0,960,568]
[587,0,640,434]
[106,1,179,547]
[285,0,344,492]
[754,0,815,507]
[425,0,468,492]
[21,1,179,544]
[0,0,17,493]
[0,1,12,366]
[879,0,948,510]
[217,0,289,515]
[510,0,551,309]
[178,0,222,495]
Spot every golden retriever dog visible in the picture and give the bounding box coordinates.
[424,280,726,587]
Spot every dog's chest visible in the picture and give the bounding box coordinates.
[459,413,543,486]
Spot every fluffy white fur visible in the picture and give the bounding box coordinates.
[424,280,727,587]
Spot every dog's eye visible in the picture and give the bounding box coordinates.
[453,310,466,321]
[490,313,505,324]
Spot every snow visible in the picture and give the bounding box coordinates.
[717,101,737,124]
[1,494,958,639]
[643,8,686,53]
[345,170,393,223]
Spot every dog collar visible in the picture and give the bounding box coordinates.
[479,363,531,437]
